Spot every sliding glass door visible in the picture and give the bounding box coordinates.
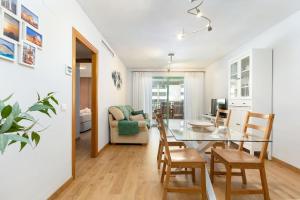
[152,77,184,119]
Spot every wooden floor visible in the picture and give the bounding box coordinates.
[54,128,300,200]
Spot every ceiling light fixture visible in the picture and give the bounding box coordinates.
[178,0,213,40]
[168,53,175,72]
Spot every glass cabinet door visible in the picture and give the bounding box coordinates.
[240,56,250,97]
[230,62,239,98]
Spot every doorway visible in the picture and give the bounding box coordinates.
[72,28,99,178]
[152,77,185,120]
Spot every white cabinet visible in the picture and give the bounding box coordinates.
[228,49,273,156]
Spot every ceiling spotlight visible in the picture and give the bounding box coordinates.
[196,9,203,18]
[177,29,185,40]
[207,24,212,31]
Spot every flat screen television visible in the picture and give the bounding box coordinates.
[211,98,228,116]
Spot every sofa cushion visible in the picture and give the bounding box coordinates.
[117,105,132,120]
[130,114,144,121]
[132,110,144,115]
[109,107,125,120]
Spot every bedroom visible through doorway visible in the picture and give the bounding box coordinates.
[72,28,99,178]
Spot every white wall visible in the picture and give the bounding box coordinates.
[205,11,300,168]
[0,0,128,199]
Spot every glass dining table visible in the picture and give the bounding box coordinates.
[165,119,272,200]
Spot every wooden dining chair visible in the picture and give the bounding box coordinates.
[210,111,275,200]
[156,113,207,200]
[154,109,186,169]
[213,109,232,148]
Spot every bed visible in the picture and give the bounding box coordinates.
[80,108,91,132]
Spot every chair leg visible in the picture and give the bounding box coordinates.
[163,164,171,200]
[201,165,207,200]
[241,168,247,184]
[161,160,167,183]
[192,168,196,183]
[260,166,270,200]
[157,141,162,161]
[225,166,232,200]
[210,152,215,184]
[157,143,163,169]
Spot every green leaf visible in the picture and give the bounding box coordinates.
[1,105,12,118]
[44,101,56,115]
[0,134,9,154]
[5,122,25,133]
[39,109,51,117]
[2,94,13,102]
[12,102,21,117]
[50,96,59,105]
[8,134,30,144]
[20,133,29,152]
[0,115,14,133]
[31,132,40,146]
[28,103,51,112]
[19,113,35,122]
[47,92,54,96]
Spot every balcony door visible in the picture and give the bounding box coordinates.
[152,77,184,119]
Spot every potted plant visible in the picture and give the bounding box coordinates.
[0,92,59,154]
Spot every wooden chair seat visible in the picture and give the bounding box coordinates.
[210,112,275,200]
[213,149,260,165]
[170,148,205,166]
[167,137,186,146]
[155,113,207,200]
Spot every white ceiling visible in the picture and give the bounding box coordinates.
[76,0,300,69]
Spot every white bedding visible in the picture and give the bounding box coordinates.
[80,108,91,132]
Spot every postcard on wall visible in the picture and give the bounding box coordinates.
[21,5,38,29]
[19,41,35,67]
[24,25,42,48]
[0,37,15,61]
[1,0,18,15]
[2,11,20,42]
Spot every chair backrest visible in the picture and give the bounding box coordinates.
[239,111,275,162]
[215,109,232,127]
[156,113,172,163]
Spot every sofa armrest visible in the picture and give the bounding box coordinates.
[144,113,149,119]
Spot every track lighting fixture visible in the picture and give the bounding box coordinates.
[178,0,213,40]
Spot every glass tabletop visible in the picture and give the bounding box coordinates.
[165,119,272,143]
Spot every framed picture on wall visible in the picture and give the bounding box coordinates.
[1,0,18,15]
[24,25,42,48]
[0,37,15,61]
[19,41,35,67]
[1,10,20,42]
[21,5,38,29]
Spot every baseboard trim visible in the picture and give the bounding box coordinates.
[96,143,110,156]
[272,156,300,174]
[48,177,73,200]
[48,144,110,199]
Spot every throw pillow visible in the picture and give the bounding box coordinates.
[109,107,125,120]
[117,106,131,120]
[131,110,144,116]
[129,114,145,121]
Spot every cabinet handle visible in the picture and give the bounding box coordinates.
[243,102,246,105]
[236,123,241,126]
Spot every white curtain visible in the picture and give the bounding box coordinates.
[184,72,205,120]
[132,72,153,119]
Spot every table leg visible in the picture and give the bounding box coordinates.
[185,141,217,200]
